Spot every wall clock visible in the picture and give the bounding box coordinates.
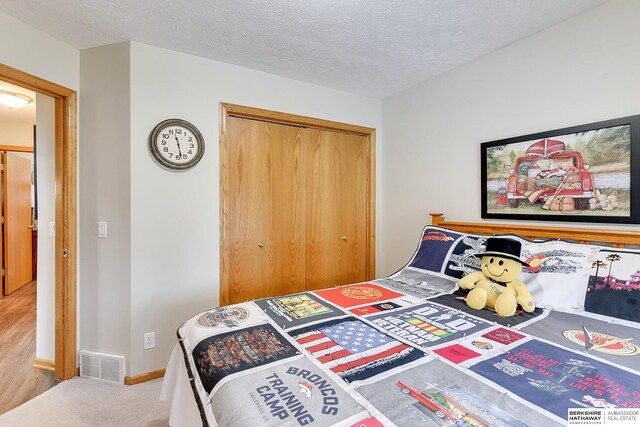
[149,118,205,170]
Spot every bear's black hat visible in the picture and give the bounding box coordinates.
[473,237,530,267]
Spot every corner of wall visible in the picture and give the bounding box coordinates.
[79,41,132,365]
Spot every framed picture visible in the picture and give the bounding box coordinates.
[481,114,640,223]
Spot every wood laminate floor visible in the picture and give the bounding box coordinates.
[0,281,59,415]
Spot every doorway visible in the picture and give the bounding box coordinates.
[0,81,55,414]
[0,83,38,297]
[0,63,77,380]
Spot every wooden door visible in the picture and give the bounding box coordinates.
[3,152,33,295]
[222,117,306,305]
[305,128,368,290]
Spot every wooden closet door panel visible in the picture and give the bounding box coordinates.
[225,117,306,304]
[305,128,368,290]
[4,152,33,295]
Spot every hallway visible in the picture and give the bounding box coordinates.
[0,281,58,414]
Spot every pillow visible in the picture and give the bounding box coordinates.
[584,247,640,323]
[439,233,598,310]
[407,226,463,274]
[405,225,599,310]
[435,232,598,310]
[442,234,488,279]
[518,239,599,310]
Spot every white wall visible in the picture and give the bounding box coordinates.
[79,43,131,359]
[1,10,79,363]
[380,0,640,276]
[128,42,382,374]
[35,93,55,360]
[0,11,78,91]
[0,121,34,146]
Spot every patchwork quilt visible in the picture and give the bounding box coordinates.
[176,226,640,426]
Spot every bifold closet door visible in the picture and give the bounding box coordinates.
[305,128,368,291]
[223,117,306,304]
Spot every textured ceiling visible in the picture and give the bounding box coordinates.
[0,0,609,98]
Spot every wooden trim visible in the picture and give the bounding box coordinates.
[220,103,376,305]
[219,104,230,306]
[55,93,78,380]
[0,145,34,153]
[222,103,374,136]
[429,213,640,246]
[124,368,165,385]
[2,154,6,295]
[0,63,75,98]
[367,129,376,280]
[33,358,56,372]
[0,63,78,380]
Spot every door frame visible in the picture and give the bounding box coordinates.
[219,103,376,306]
[0,63,77,380]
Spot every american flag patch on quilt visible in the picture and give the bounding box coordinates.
[290,317,424,383]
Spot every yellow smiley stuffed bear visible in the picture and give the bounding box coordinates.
[459,237,535,317]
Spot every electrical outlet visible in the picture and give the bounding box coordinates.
[143,332,155,350]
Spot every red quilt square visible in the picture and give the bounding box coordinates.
[314,283,403,308]
[433,344,480,364]
[350,417,385,427]
[482,327,526,345]
[350,305,382,316]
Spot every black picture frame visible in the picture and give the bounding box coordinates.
[481,114,640,224]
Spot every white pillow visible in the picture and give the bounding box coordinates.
[518,239,599,310]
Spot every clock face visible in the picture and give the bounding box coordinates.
[149,119,205,170]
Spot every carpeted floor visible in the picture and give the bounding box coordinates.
[0,376,170,427]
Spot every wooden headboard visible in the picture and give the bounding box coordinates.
[429,212,640,248]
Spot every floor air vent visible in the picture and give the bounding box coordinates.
[79,350,125,383]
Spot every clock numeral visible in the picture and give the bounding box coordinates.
[163,147,168,152]
[161,140,167,145]
[188,137,193,142]
[168,129,173,134]
[176,129,182,134]
[188,150,193,155]
[168,153,173,158]
[162,133,169,139]
[176,155,182,160]
[189,143,194,148]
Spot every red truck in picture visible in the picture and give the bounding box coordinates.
[506,138,595,210]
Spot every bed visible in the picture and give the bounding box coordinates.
[161,213,640,426]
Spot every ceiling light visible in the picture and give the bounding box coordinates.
[0,90,33,109]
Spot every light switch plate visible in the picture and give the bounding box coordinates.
[49,222,55,237]
[98,221,108,238]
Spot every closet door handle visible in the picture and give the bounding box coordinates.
[341,236,348,241]
[258,242,265,248]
